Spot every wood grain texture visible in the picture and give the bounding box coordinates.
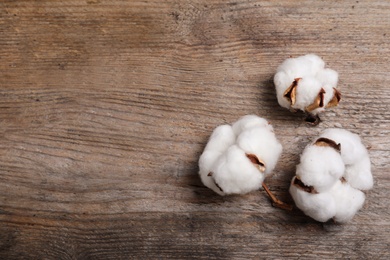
[0,0,389,259]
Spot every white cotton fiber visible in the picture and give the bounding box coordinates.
[198,115,282,195]
[303,54,326,73]
[319,128,373,190]
[331,180,366,223]
[276,54,324,80]
[236,127,282,176]
[292,77,324,114]
[199,125,236,195]
[289,128,373,223]
[296,145,345,193]
[201,125,236,154]
[289,177,336,222]
[211,145,265,195]
[290,177,365,223]
[274,54,340,116]
[199,149,226,195]
[319,128,368,165]
[343,155,373,190]
[232,114,272,135]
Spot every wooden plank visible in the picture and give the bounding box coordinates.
[0,0,389,258]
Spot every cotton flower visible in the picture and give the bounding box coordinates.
[199,115,282,196]
[274,54,341,125]
[289,129,373,223]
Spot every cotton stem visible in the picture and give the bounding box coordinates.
[304,113,321,126]
[262,182,293,211]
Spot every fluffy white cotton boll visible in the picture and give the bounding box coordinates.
[296,145,345,193]
[344,156,373,190]
[319,128,368,165]
[274,54,324,88]
[211,145,265,195]
[316,68,338,90]
[302,54,326,74]
[198,125,236,195]
[232,114,272,135]
[290,128,371,223]
[198,115,282,195]
[292,77,324,114]
[202,125,236,154]
[236,127,282,176]
[276,54,324,80]
[331,180,366,223]
[289,177,336,222]
[199,149,226,195]
[274,54,340,119]
[274,56,314,109]
[198,124,235,181]
[290,177,366,223]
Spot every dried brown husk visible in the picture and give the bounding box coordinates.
[314,137,341,153]
[305,88,326,112]
[246,153,266,173]
[293,177,318,194]
[326,87,341,108]
[283,78,301,106]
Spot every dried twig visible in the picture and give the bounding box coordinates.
[262,182,293,211]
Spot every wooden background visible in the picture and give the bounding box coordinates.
[1,0,389,259]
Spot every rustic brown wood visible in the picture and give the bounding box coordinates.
[1,0,389,259]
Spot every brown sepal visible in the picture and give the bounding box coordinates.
[293,177,318,194]
[314,137,341,153]
[326,88,341,108]
[246,153,266,172]
[283,78,301,106]
[305,88,326,112]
